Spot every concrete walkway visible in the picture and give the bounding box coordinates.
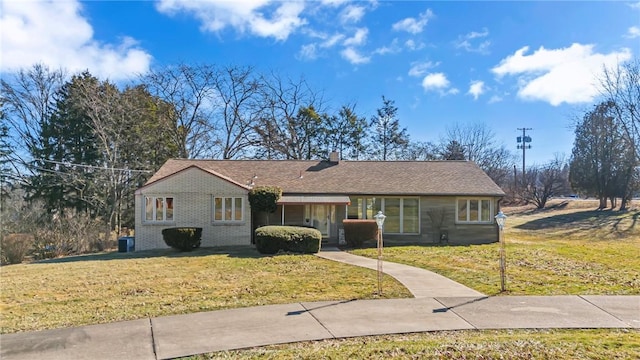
[2,248,638,360]
[316,247,484,297]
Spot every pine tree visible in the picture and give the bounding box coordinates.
[28,72,100,215]
[441,140,466,160]
[369,96,409,160]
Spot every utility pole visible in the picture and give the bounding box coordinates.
[516,128,532,188]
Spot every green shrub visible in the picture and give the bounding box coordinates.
[248,186,282,213]
[255,226,322,254]
[342,220,378,248]
[161,227,202,251]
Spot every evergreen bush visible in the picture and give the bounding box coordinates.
[161,227,202,251]
[248,186,282,214]
[255,226,322,254]
[342,220,378,248]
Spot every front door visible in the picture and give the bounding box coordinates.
[310,205,330,237]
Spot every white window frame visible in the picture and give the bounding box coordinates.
[144,196,174,223]
[213,196,244,223]
[456,197,493,224]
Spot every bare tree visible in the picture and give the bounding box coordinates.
[212,65,262,159]
[254,73,325,159]
[600,60,640,160]
[400,141,438,161]
[523,155,568,209]
[442,122,515,185]
[0,64,66,175]
[143,64,218,159]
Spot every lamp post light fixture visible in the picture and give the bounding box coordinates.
[373,211,386,296]
[495,210,507,292]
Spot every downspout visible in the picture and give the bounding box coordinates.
[496,197,502,243]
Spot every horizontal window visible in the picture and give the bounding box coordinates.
[214,196,244,222]
[347,197,419,234]
[457,198,492,223]
[145,196,174,222]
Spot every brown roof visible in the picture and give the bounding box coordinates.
[143,159,506,197]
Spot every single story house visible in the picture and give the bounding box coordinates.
[134,153,506,251]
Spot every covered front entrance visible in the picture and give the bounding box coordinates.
[273,195,350,243]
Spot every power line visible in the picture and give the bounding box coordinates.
[34,159,153,173]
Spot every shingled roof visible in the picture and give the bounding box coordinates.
[143,159,506,197]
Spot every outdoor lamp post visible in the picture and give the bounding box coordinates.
[495,210,507,292]
[373,211,386,295]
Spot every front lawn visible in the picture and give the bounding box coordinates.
[187,329,640,359]
[0,247,411,334]
[351,201,640,295]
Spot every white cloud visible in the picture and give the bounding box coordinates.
[492,43,632,106]
[304,30,345,48]
[340,5,365,23]
[341,47,370,64]
[488,95,503,104]
[455,28,491,54]
[343,27,368,46]
[468,80,485,100]
[629,2,640,9]
[422,73,449,89]
[0,0,151,80]
[626,26,640,38]
[421,72,458,95]
[392,9,433,34]
[156,0,306,41]
[321,0,349,7]
[298,43,318,60]
[405,39,425,51]
[374,39,401,55]
[408,61,438,77]
[322,33,346,48]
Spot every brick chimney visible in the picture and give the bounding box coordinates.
[329,151,340,163]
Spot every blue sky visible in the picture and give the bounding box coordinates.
[2,0,639,164]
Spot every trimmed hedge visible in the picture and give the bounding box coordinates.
[255,226,322,254]
[161,227,202,251]
[248,186,282,214]
[342,220,378,248]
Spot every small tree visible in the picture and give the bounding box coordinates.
[248,186,282,236]
[524,155,568,209]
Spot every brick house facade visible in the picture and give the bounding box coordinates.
[134,156,506,251]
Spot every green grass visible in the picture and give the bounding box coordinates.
[351,201,640,295]
[185,329,640,359]
[0,246,411,334]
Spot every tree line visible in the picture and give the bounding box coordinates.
[0,63,516,250]
[1,60,637,261]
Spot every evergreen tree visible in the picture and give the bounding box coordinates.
[369,96,409,160]
[28,72,100,215]
[440,140,466,160]
[323,105,370,160]
[570,101,637,209]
